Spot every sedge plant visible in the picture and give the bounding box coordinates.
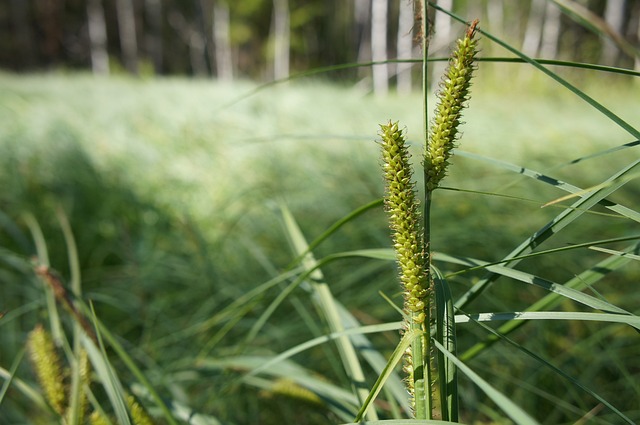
[379,17,479,421]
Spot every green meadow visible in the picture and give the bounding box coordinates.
[0,69,639,424]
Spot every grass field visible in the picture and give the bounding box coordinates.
[0,70,639,424]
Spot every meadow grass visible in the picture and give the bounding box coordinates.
[0,60,638,425]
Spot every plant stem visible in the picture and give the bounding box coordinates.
[419,1,435,420]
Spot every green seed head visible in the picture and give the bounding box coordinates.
[380,121,430,316]
[27,325,67,416]
[425,19,479,191]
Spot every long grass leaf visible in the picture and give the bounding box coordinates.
[460,242,639,360]
[454,159,640,310]
[0,362,52,413]
[455,311,640,330]
[432,267,458,422]
[435,252,631,314]
[428,2,640,140]
[432,340,540,425]
[457,310,636,424]
[82,331,131,425]
[279,203,376,420]
[551,0,640,59]
[454,150,640,223]
[354,329,422,423]
[55,206,85,425]
[245,322,403,379]
[23,213,64,343]
[77,301,178,425]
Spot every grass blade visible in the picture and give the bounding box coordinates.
[432,340,540,425]
[459,242,639,360]
[278,203,376,420]
[354,329,422,423]
[428,2,640,140]
[454,159,640,310]
[435,252,631,315]
[457,310,636,424]
[432,266,458,422]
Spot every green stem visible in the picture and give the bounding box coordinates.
[419,1,434,420]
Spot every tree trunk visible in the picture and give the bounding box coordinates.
[396,0,414,94]
[197,0,214,76]
[540,1,561,59]
[272,0,290,81]
[355,0,371,84]
[168,9,208,76]
[144,0,163,73]
[213,0,233,81]
[600,0,626,66]
[431,0,453,86]
[371,0,388,95]
[521,0,546,57]
[115,0,139,74]
[87,0,110,75]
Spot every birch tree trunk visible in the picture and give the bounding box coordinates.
[396,0,414,94]
[115,0,138,74]
[371,0,388,95]
[431,0,453,86]
[355,0,371,84]
[540,1,561,59]
[600,0,626,66]
[522,0,546,57]
[272,0,290,81]
[213,0,233,81]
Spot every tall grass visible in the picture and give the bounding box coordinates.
[1,3,639,424]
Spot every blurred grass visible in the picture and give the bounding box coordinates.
[0,70,638,424]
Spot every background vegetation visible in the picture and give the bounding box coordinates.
[1,1,639,424]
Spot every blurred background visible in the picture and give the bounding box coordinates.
[2,0,639,89]
[1,1,639,423]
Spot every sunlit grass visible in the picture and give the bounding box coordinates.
[0,67,638,424]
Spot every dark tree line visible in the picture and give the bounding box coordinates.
[1,0,639,88]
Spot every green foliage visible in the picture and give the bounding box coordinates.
[0,5,639,422]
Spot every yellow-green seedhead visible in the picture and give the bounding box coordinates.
[425,20,479,192]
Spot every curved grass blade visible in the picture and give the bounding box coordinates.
[454,159,640,310]
[82,327,131,425]
[354,329,421,423]
[55,206,86,425]
[343,421,461,425]
[243,245,412,415]
[246,322,402,379]
[278,203,378,419]
[455,311,640,330]
[459,241,639,360]
[435,252,631,315]
[428,2,640,140]
[199,355,360,421]
[432,340,540,425]
[551,0,640,59]
[0,362,52,414]
[432,266,458,422]
[286,198,384,270]
[456,310,636,424]
[588,246,640,260]
[453,150,640,224]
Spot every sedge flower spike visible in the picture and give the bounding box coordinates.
[380,121,430,324]
[425,19,479,191]
[380,121,430,400]
[27,325,67,415]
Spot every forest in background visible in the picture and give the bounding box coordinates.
[2,0,640,92]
